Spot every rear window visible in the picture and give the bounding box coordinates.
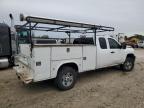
[99,37,107,49]
[33,39,57,44]
[73,37,94,45]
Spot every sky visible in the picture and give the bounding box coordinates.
[0,0,144,36]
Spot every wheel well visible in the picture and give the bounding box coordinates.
[127,54,135,61]
[58,63,79,72]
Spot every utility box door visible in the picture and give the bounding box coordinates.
[82,46,96,71]
[33,47,51,81]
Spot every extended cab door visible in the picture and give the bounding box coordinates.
[97,37,112,68]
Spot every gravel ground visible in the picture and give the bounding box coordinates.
[0,49,144,108]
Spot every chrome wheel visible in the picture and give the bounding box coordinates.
[62,72,73,87]
[124,61,133,70]
[55,66,77,90]
[121,57,135,71]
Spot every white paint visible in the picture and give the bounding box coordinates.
[14,36,135,83]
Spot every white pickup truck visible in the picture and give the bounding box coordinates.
[14,15,135,90]
[138,41,144,48]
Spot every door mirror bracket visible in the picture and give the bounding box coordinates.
[121,43,126,49]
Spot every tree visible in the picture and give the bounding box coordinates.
[134,34,144,40]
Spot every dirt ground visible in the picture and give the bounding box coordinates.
[0,49,144,108]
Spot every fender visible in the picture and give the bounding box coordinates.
[122,47,135,63]
[126,53,136,60]
[50,59,82,79]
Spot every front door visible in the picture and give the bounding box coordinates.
[107,38,123,65]
[97,37,113,68]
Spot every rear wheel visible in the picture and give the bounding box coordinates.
[55,66,77,90]
[121,57,134,71]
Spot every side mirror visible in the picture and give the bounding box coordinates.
[121,43,126,49]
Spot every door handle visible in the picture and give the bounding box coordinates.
[83,57,86,60]
[111,51,115,53]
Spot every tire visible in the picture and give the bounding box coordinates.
[9,57,14,67]
[55,66,77,90]
[121,57,135,72]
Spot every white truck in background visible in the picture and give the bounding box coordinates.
[138,41,144,48]
[14,14,135,90]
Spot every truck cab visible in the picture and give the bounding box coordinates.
[97,36,128,68]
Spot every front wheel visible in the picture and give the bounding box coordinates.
[121,57,135,71]
[55,66,77,90]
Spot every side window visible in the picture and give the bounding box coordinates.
[73,37,94,45]
[108,38,121,49]
[99,37,107,49]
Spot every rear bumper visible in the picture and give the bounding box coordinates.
[14,62,33,84]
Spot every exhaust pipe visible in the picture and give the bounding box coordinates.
[9,13,18,54]
[9,14,14,28]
